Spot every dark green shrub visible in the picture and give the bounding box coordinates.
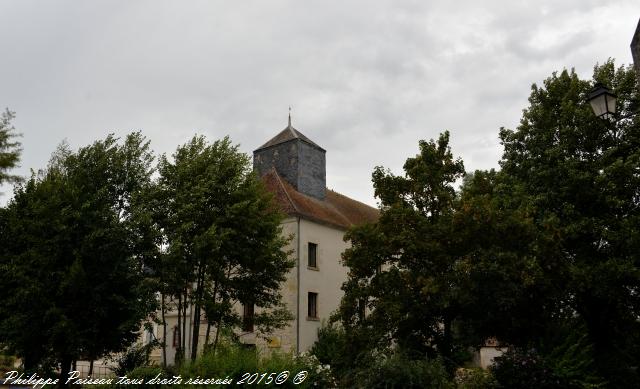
[454,368,497,389]
[543,330,606,388]
[110,342,156,377]
[180,343,258,381]
[350,354,453,389]
[126,365,164,380]
[0,354,16,376]
[490,348,569,389]
[178,343,334,388]
[309,322,349,376]
[122,365,165,388]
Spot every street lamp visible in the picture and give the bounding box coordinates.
[587,83,617,119]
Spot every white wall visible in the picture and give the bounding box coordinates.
[297,218,350,352]
[149,216,352,364]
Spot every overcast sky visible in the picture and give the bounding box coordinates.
[1,1,638,206]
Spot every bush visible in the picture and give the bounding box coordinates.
[543,330,607,388]
[309,322,349,377]
[454,368,497,389]
[349,353,453,389]
[490,348,569,389]
[178,343,335,388]
[110,342,156,377]
[127,365,165,380]
[0,354,16,376]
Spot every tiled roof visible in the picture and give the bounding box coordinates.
[261,169,379,230]
[256,125,324,151]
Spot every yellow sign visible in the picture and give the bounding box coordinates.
[267,336,281,348]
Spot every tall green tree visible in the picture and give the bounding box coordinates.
[0,109,22,185]
[498,60,640,386]
[156,135,293,362]
[452,169,555,347]
[0,133,158,383]
[338,131,466,370]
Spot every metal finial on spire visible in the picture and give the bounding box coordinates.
[288,106,292,127]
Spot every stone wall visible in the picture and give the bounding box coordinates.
[297,141,326,200]
[254,141,299,189]
[253,139,326,200]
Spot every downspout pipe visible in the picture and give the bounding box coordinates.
[296,216,301,354]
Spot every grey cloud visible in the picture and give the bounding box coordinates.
[0,0,637,205]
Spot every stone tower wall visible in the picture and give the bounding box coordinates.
[254,139,326,200]
[297,141,326,200]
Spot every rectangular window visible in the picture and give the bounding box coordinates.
[242,303,254,332]
[308,292,318,319]
[308,242,317,268]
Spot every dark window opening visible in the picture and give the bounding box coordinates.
[308,292,318,319]
[243,303,254,332]
[308,242,317,268]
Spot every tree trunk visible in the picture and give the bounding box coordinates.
[190,266,205,361]
[23,355,35,373]
[205,279,219,348]
[205,322,212,347]
[161,293,167,368]
[212,321,221,356]
[59,356,72,388]
[212,298,228,356]
[88,360,94,377]
[182,288,187,355]
[442,315,453,374]
[176,294,183,365]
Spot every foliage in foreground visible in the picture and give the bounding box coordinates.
[490,345,606,389]
[310,322,497,388]
[0,353,16,376]
[0,133,158,380]
[348,354,453,389]
[335,59,640,388]
[111,343,334,388]
[152,136,294,363]
[110,341,158,377]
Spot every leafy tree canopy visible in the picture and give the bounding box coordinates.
[0,109,22,185]
[335,60,640,387]
[498,60,640,386]
[154,135,293,361]
[0,133,158,381]
[338,131,466,370]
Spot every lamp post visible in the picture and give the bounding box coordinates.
[587,83,617,119]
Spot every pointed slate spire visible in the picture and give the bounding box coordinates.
[255,112,323,151]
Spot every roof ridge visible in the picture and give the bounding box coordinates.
[288,124,297,138]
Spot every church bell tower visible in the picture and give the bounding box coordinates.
[253,114,326,200]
